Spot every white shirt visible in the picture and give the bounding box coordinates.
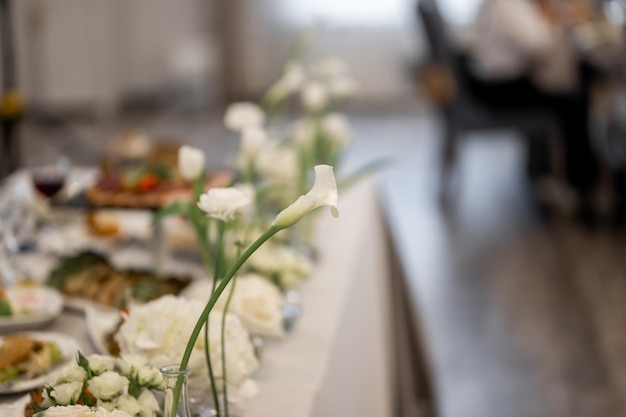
[466,0,578,92]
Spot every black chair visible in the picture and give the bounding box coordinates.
[416,0,556,193]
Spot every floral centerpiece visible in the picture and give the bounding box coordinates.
[29,353,163,417]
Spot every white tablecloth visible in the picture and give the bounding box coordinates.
[1,176,400,417]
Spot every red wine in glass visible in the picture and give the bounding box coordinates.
[32,166,67,199]
[33,175,65,198]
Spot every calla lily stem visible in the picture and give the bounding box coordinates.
[170,226,281,417]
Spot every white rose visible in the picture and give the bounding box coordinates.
[93,408,132,417]
[116,296,207,369]
[181,275,284,338]
[240,126,268,160]
[178,145,206,181]
[49,381,83,405]
[116,296,257,395]
[114,395,141,417]
[197,187,251,221]
[137,390,160,417]
[55,364,87,384]
[35,405,92,417]
[96,400,116,412]
[224,102,265,132]
[108,410,133,417]
[248,244,314,289]
[301,82,328,112]
[116,355,148,378]
[230,274,285,338]
[137,366,163,389]
[87,355,117,375]
[88,372,129,401]
[321,113,351,147]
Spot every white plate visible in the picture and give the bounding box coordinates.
[84,304,120,355]
[0,331,80,394]
[0,287,64,334]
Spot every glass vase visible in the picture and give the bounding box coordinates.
[161,365,192,417]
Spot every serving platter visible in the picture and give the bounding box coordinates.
[0,287,64,334]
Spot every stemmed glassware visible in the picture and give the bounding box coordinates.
[28,152,71,227]
[30,153,70,201]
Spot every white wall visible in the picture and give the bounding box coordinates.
[5,0,212,111]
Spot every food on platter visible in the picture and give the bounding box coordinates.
[0,286,64,333]
[46,251,192,309]
[85,163,233,209]
[0,335,63,385]
[85,210,121,237]
[84,133,233,209]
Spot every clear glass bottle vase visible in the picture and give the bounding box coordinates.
[161,365,192,417]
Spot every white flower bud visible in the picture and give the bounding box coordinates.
[224,102,265,132]
[88,372,130,401]
[55,364,87,384]
[87,355,117,375]
[49,381,83,405]
[178,145,206,181]
[301,82,328,112]
[114,394,141,417]
[240,126,269,159]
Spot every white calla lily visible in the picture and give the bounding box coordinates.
[224,102,265,132]
[197,187,252,221]
[273,165,338,228]
[178,145,206,181]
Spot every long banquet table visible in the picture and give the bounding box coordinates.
[0,171,432,417]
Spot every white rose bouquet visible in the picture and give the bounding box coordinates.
[32,353,163,417]
[115,295,259,401]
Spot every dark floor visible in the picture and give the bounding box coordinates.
[9,108,626,417]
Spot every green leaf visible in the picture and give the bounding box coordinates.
[152,201,190,225]
[128,377,142,397]
[76,351,91,375]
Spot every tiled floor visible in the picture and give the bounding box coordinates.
[10,107,626,417]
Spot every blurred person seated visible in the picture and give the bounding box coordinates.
[465,0,607,222]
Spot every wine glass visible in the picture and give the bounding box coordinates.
[30,153,71,201]
[28,153,71,227]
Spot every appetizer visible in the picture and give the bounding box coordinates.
[46,251,192,309]
[0,335,63,384]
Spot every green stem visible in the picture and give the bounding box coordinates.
[220,272,237,417]
[197,225,221,416]
[170,226,281,417]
